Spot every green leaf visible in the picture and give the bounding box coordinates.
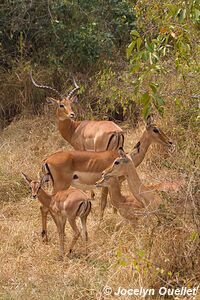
[119,260,127,267]
[130,64,140,73]
[193,8,200,21]
[141,92,150,105]
[132,259,140,272]
[127,40,136,59]
[168,271,173,277]
[152,93,165,115]
[174,8,182,20]
[137,249,145,258]
[142,103,152,119]
[190,231,198,242]
[137,37,142,51]
[116,249,122,257]
[145,40,154,52]
[167,4,178,15]
[149,82,158,93]
[175,99,182,107]
[179,9,186,22]
[131,30,140,37]
[153,93,165,106]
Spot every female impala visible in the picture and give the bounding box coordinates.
[130,115,173,166]
[30,72,124,151]
[101,149,162,209]
[22,173,91,258]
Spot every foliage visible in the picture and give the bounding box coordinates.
[127,0,200,118]
[0,0,136,126]
[0,0,135,71]
[83,66,139,124]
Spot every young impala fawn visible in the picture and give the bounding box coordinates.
[95,176,144,230]
[101,149,163,210]
[22,173,91,258]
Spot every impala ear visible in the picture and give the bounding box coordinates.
[146,114,154,128]
[46,97,59,105]
[118,148,127,159]
[118,148,130,163]
[21,172,32,185]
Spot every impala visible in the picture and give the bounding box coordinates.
[101,149,162,209]
[42,119,172,213]
[130,115,173,166]
[30,72,124,152]
[96,176,144,230]
[22,173,91,258]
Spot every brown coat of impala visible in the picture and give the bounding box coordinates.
[101,149,162,210]
[96,176,144,229]
[30,73,124,151]
[22,173,91,258]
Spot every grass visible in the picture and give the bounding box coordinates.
[0,113,199,300]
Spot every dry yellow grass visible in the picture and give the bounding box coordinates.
[0,114,199,300]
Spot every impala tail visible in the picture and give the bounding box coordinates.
[42,163,54,185]
[77,200,92,218]
[106,131,124,150]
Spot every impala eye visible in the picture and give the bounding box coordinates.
[153,128,159,133]
[114,160,120,165]
[59,104,65,108]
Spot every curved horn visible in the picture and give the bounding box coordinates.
[30,71,63,99]
[68,77,80,99]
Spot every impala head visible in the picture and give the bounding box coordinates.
[145,115,173,147]
[22,173,50,199]
[95,176,110,188]
[30,72,80,120]
[101,149,130,179]
[47,97,76,120]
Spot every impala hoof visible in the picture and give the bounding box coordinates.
[41,230,48,243]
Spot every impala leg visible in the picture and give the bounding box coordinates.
[57,218,65,259]
[113,179,122,214]
[68,218,80,254]
[40,206,49,243]
[99,187,109,221]
[80,215,88,255]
